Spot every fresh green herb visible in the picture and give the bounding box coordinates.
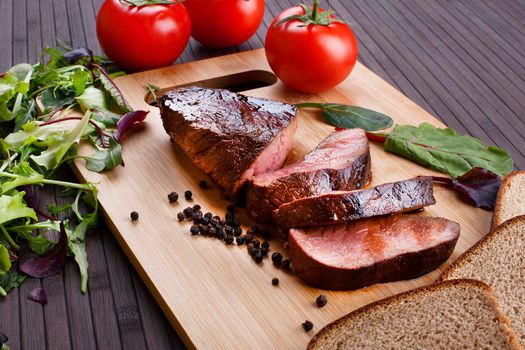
[0,44,147,296]
[296,102,393,131]
[374,123,513,178]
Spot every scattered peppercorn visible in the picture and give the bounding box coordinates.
[281,259,291,269]
[272,278,279,286]
[254,253,263,264]
[192,204,201,211]
[225,211,234,221]
[302,320,314,332]
[192,210,203,222]
[260,247,269,256]
[261,241,270,249]
[216,231,225,240]
[316,294,328,308]
[168,192,179,203]
[271,252,283,265]
[244,233,254,243]
[208,227,217,237]
[252,240,260,248]
[177,212,185,221]
[235,236,245,245]
[225,235,234,245]
[130,211,139,221]
[190,226,199,235]
[183,207,194,218]
[233,227,242,236]
[249,247,258,257]
[232,219,241,228]
[198,224,208,235]
[184,190,193,199]
[198,180,208,189]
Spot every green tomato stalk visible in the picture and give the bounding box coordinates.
[274,0,345,27]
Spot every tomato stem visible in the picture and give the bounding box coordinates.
[312,0,320,21]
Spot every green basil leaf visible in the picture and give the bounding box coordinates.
[85,138,122,172]
[296,103,393,131]
[384,123,513,178]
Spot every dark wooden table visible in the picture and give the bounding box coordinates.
[1,0,524,349]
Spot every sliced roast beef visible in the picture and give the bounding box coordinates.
[289,215,460,290]
[160,86,298,198]
[246,129,371,222]
[273,176,435,228]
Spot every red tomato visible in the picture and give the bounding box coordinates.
[184,0,264,48]
[265,6,358,93]
[96,0,191,72]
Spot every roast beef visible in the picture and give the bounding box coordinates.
[246,129,371,222]
[289,215,460,290]
[273,176,435,228]
[160,86,298,198]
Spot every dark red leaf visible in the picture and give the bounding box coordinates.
[0,331,7,344]
[452,167,501,210]
[433,167,501,211]
[63,47,93,64]
[28,287,48,305]
[19,222,68,278]
[115,110,148,142]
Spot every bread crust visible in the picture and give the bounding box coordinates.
[439,215,525,282]
[491,171,525,230]
[307,279,521,350]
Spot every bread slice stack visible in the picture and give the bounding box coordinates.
[308,171,525,348]
[492,171,525,228]
[308,280,520,350]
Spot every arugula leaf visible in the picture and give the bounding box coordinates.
[31,111,91,170]
[85,138,122,172]
[0,272,26,296]
[0,246,11,274]
[295,103,393,131]
[383,123,513,178]
[69,220,89,293]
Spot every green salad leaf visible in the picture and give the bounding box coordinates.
[383,123,513,178]
[0,272,26,296]
[0,246,11,274]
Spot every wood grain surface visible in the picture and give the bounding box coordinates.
[70,49,492,349]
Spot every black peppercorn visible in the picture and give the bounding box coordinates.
[232,219,241,228]
[216,231,225,240]
[184,190,193,199]
[198,224,208,235]
[200,217,210,226]
[254,253,263,264]
[244,233,253,243]
[168,192,179,203]
[252,240,260,248]
[130,211,139,221]
[302,320,313,332]
[261,241,270,249]
[176,212,185,221]
[260,247,269,256]
[190,226,199,235]
[225,211,234,221]
[192,210,203,222]
[272,278,279,286]
[192,204,201,211]
[236,236,245,245]
[281,259,291,269]
[204,212,213,219]
[183,207,194,218]
[249,247,258,256]
[208,227,217,237]
[271,252,283,265]
[198,180,208,189]
[225,226,233,235]
[233,227,242,237]
[225,235,234,245]
[316,295,328,308]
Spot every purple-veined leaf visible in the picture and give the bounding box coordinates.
[63,47,93,64]
[28,287,48,304]
[115,110,148,142]
[19,222,68,278]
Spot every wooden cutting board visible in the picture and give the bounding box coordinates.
[72,49,491,349]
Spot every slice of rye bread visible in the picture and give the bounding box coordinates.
[308,279,521,350]
[439,215,525,348]
[492,171,525,229]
